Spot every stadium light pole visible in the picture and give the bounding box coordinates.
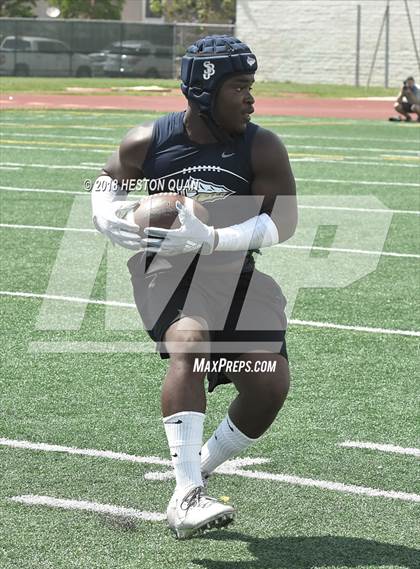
[355,4,361,87]
[384,0,390,88]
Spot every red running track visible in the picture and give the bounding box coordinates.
[0,92,396,120]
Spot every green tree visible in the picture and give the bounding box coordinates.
[50,0,124,20]
[149,0,236,23]
[0,0,36,17]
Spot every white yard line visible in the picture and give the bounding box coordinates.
[2,438,419,504]
[299,205,420,215]
[0,186,87,196]
[9,495,166,522]
[1,142,418,166]
[0,437,169,465]
[1,223,417,259]
[288,144,420,155]
[0,144,108,153]
[339,441,420,457]
[291,158,418,168]
[1,291,419,338]
[295,177,420,188]
[0,223,96,233]
[2,132,419,154]
[281,133,420,145]
[1,162,99,170]
[291,319,420,337]
[277,244,420,259]
[232,469,420,503]
[1,132,117,141]
[0,291,134,308]
[0,122,116,130]
[1,185,419,215]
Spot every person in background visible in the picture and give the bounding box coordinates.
[391,76,420,122]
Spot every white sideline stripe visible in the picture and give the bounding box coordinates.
[1,291,419,338]
[9,495,166,522]
[0,166,21,170]
[339,441,420,457]
[277,243,420,259]
[234,469,420,503]
[0,437,170,466]
[0,223,96,233]
[1,223,418,259]
[291,319,420,337]
[296,177,420,188]
[1,185,419,215]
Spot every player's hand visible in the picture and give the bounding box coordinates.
[142,201,215,256]
[92,200,143,250]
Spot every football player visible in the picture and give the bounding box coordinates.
[91,35,297,539]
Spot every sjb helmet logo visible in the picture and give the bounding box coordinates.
[203,61,216,80]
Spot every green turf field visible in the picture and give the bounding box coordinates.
[0,110,419,569]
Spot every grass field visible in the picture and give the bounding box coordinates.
[0,77,399,98]
[0,109,419,569]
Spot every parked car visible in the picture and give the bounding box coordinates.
[95,40,172,78]
[0,36,92,77]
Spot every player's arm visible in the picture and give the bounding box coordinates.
[142,128,297,256]
[396,88,405,103]
[91,125,153,250]
[213,128,297,252]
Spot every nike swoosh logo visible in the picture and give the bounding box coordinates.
[164,419,183,424]
[226,419,234,432]
[222,152,235,158]
[172,453,178,457]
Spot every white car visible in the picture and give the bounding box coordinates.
[100,40,172,78]
[0,36,92,77]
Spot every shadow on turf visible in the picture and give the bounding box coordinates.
[193,533,420,568]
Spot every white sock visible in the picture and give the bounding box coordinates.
[163,411,205,496]
[201,414,258,476]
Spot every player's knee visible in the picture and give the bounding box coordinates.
[164,317,210,358]
[262,371,290,409]
[166,329,210,357]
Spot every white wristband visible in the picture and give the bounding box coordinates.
[215,213,279,252]
[91,175,127,216]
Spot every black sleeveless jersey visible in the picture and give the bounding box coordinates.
[141,111,261,268]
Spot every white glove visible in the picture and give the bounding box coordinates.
[142,201,215,256]
[93,200,142,250]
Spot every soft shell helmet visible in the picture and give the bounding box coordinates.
[181,35,258,118]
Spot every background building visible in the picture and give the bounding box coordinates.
[236,0,420,86]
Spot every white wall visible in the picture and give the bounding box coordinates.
[236,0,420,86]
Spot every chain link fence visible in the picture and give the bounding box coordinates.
[0,18,234,79]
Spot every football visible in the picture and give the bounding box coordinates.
[130,193,209,237]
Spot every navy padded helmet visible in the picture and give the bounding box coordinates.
[181,35,257,115]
